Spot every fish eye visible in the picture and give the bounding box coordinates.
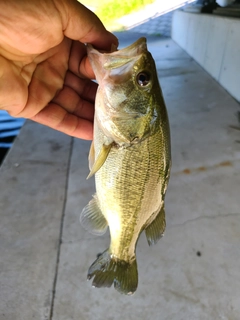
[136,72,150,87]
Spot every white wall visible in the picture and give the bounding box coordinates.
[172,10,240,102]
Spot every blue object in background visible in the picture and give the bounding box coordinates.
[0,110,25,164]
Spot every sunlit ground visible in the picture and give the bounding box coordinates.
[118,0,196,29]
[80,0,196,30]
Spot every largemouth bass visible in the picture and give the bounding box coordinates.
[81,37,171,295]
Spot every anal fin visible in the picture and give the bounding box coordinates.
[80,195,108,236]
[145,205,166,246]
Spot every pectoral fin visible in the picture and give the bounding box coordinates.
[87,143,113,179]
[88,141,95,171]
[80,195,108,236]
[145,205,166,246]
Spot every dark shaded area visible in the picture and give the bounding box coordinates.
[0,148,9,165]
[0,135,15,165]
[0,111,24,165]
[196,251,202,257]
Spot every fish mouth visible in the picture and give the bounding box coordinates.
[103,37,147,70]
[90,37,147,56]
[87,37,148,77]
[107,37,147,57]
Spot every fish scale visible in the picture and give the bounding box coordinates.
[96,135,164,254]
[80,37,171,295]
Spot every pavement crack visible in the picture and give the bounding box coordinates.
[49,137,74,320]
[169,212,240,229]
[165,289,199,304]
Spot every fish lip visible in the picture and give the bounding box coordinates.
[86,38,148,71]
[104,38,147,70]
[86,37,149,84]
[107,37,147,57]
[87,37,147,57]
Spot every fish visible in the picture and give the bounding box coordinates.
[80,37,171,295]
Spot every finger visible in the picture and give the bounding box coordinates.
[68,41,95,79]
[30,102,93,140]
[55,0,118,50]
[64,71,97,103]
[52,85,94,121]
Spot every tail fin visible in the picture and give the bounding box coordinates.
[87,249,138,295]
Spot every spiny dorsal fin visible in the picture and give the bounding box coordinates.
[145,205,166,246]
[87,143,113,179]
[80,195,108,236]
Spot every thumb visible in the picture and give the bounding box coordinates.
[55,0,118,50]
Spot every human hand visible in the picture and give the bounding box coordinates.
[0,0,118,139]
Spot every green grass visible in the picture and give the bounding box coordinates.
[80,0,154,30]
